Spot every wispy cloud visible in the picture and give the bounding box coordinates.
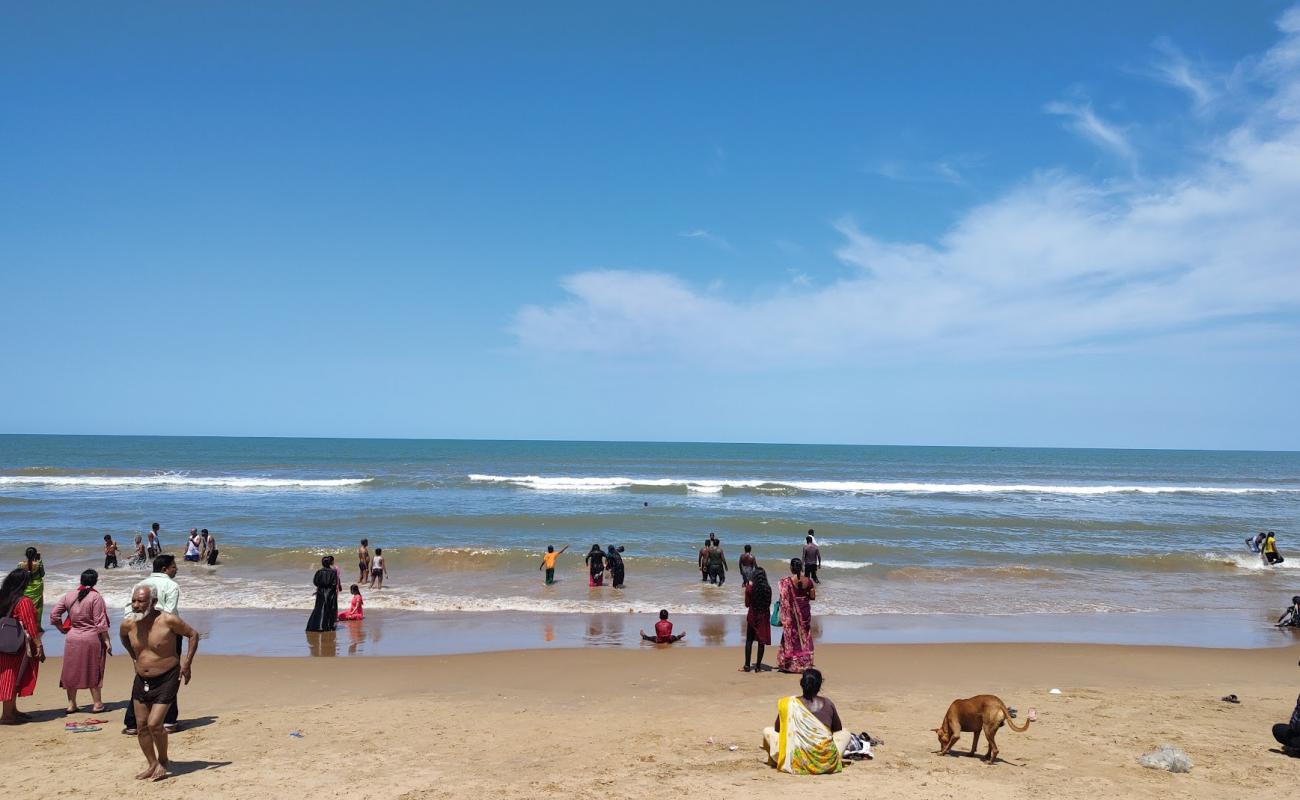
[677,229,735,252]
[514,8,1300,367]
[1150,38,1218,111]
[871,157,977,186]
[1044,98,1137,167]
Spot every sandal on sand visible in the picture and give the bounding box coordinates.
[1222,694,1240,704]
[69,726,102,733]
[84,718,110,725]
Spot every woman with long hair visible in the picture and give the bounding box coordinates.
[0,568,44,724]
[763,668,845,774]
[16,547,45,628]
[776,557,816,673]
[49,569,111,713]
[742,566,773,672]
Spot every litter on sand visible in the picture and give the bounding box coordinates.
[289,730,305,738]
[1049,688,1063,695]
[1138,744,1193,773]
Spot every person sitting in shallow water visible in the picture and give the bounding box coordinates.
[1278,596,1300,628]
[338,584,364,621]
[763,668,849,774]
[640,609,685,644]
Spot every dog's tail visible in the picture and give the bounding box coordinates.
[1000,700,1031,733]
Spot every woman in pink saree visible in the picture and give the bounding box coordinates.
[776,558,816,673]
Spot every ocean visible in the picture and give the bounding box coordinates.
[3,434,1298,653]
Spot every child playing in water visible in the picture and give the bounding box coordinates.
[338,584,365,621]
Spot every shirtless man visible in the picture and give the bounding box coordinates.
[120,585,199,781]
[357,538,370,584]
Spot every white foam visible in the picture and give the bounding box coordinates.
[0,474,372,489]
[820,560,873,569]
[467,474,1291,496]
[1201,552,1299,571]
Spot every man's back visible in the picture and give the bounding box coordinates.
[802,543,820,565]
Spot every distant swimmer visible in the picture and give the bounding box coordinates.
[146,524,162,559]
[707,539,728,586]
[183,529,201,563]
[129,536,147,567]
[640,609,686,644]
[584,544,606,587]
[739,544,757,585]
[1263,531,1285,566]
[1278,596,1300,628]
[1247,532,1267,554]
[539,544,569,585]
[357,539,370,584]
[801,535,822,585]
[103,535,120,569]
[606,545,626,588]
[698,539,711,582]
[202,529,218,565]
[368,548,387,589]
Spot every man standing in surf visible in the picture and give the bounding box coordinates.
[357,538,370,584]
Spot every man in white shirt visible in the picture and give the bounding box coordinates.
[123,555,182,734]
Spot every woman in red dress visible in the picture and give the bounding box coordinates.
[0,568,44,725]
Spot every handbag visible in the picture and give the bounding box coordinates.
[770,599,782,627]
[0,613,27,655]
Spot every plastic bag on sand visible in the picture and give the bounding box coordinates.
[1138,744,1192,773]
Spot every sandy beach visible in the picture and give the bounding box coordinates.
[3,642,1297,799]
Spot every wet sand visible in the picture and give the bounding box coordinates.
[35,607,1300,659]
[3,642,1298,799]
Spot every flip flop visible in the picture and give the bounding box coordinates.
[84,718,110,725]
[69,726,102,733]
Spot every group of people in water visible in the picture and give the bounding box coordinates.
[100,523,220,572]
[1247,530,1285,565]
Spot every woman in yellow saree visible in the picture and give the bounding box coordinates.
[763,668,849,774]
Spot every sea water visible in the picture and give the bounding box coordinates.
[3,435,1297,653]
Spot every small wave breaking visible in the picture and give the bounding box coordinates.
[467,474,1293,496]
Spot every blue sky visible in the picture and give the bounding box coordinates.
[3,2,1299,449]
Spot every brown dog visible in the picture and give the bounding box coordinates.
[932,694,1032,763]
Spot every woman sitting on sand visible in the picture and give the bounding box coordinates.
[338,584,364,621]
[763,668,847,774]
[776,558,815,673]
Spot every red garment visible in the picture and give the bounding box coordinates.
[654,619,673,643]
[337,594,364,621]
[744,583,772,645]
[0,596,40,701]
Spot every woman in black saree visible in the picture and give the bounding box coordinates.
[306,555,340,632]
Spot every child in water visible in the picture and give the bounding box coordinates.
[338,584,365,621]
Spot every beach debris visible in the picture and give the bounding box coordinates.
[1138,744,1193,773]
[728,745,738,751]
[1221,694,1240,704]
[289,730,305,738]
[1048,688,1062,695]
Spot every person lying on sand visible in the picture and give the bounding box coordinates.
[640,609,685,643]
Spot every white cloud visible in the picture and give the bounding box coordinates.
[677,228,735,252]
[1150,38,1218,111]
[1044,98,1137,167]
[513,9,1300,366]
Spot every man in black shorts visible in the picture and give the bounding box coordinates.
[120,585,200,781]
